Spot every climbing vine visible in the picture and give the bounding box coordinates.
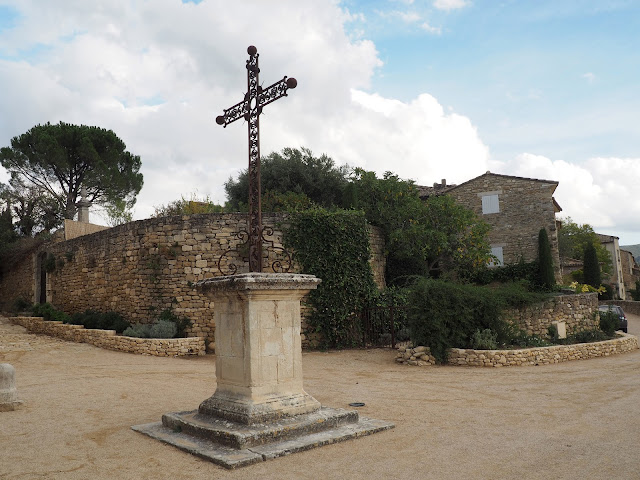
[285,208,377,347]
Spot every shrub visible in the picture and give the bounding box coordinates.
[149,320,178,338]
[583,243,601,288]
[123,324,151,338]
[471,329,498,350]
[536,228,556,290]
[285,208,377,348]
[13,297,32,312]
[568,329,609,343]
[69,310,131,333]
[156,308,191,338]
[407,279,552,362]
[598,311,619,336]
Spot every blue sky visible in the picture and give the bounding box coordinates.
[0,0,639,244]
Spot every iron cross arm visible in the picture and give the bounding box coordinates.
[215,79,297,127]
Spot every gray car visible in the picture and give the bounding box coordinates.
[598,305,628,333]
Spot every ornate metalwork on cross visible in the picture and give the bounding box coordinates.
[216,45,297,273]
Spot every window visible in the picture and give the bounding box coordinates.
[482,194,499,214]
[489,246,503,267]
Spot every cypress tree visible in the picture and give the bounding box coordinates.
[537,228,555,290]
[583,242,601,288]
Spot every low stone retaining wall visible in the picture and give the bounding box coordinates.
[11,316,206,357]
[506,293,598,336]
[396,333,639,367]
[601,300,640,316]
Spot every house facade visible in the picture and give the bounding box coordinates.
[439,172,563,280]
[596,233,626,299]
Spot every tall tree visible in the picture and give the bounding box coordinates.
[0,122,143,221]
[537,227,556,290]
[558,217,611,274]
[583,242,601,287]
[224,147,349,211]
[346,169,492,283]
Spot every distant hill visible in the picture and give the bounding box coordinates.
[620,244,640,263]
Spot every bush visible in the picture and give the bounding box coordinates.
[567,329,609,343]
[156,308,191,338]
[407,279,552,362]
[149,320,178,338]
[598,311,619,336]
[471,329,498,350]
[123,324,151,338]
[13,297,32,312]
[68,310,131,333]
[32,302,68,322]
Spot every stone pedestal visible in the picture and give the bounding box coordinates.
[0,363,23,412]
[197,273,321,424]
[133,273,393,469]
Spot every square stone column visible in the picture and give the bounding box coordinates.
[196,273,321,424]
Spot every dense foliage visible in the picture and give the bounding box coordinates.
[558,217,611,274]
[406,278,550,363]
[344,169,492,284]
[224,147,349,211]
[583,242,601,288]
[537,228,556,290]
[284,208,377,347]
[0,122,143,224]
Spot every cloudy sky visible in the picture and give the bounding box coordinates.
[1,0,639,244]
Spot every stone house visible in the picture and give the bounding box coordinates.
[596,233,626,299]
[421,172,563,280]
[620,249,640,298]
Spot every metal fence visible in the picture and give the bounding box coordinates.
[348,305,410,349]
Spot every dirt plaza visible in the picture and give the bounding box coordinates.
[1,314,639,480]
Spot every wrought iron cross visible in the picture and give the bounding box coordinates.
[216,45,297,272]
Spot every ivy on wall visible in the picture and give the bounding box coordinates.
[285,208,377,347]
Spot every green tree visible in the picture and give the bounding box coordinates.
[1,178,63,235]
[224,147,349,211]
[0,122,143,221]
[558,217,611,274]
[537,227,556,290]
[345,169,492,283]
[583,242,601,288]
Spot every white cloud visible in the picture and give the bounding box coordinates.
[582,72,595,84]
[490,153,640,244]
[433,0,469,11]
[420,22,442,34]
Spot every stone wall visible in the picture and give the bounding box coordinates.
[396,333,639,367]
[505,293,598,336]
[446,173,561,280]
[601,300,640,316]
[12,316,206,357]
[0,213,386,349]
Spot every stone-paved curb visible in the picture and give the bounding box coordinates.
[396,333,639,367]
[10,316,206,357]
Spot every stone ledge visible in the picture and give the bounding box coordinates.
[396,333,639,367]
[11,316,206,357]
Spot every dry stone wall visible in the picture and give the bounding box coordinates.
[12,316,205,357]
[396,334,638,367]
[1,213,386,349]
[505,293,599,335]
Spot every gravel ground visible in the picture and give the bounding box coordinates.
[1,314,640,480]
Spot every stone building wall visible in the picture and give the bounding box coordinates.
[446,173,562,280]
[505,293,599,336]
[0,213,386,349]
